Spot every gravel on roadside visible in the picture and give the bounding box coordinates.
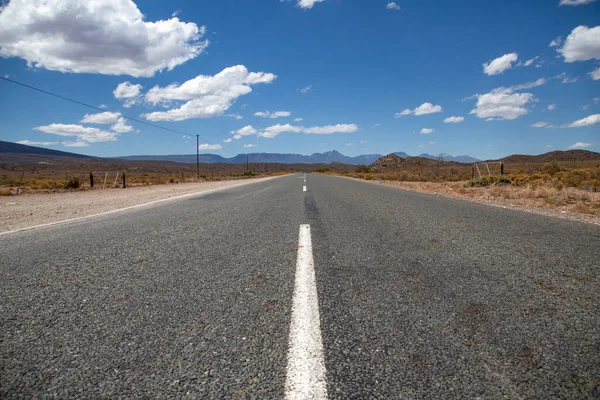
[358,178,600,226]
[0,178,272,233]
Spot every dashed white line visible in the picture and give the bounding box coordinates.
[303,186,307,192]
[285,224,327,400]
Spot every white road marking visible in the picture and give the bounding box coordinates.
[303,186,307,192]
[0,176,283,236]
[285,224,327,400]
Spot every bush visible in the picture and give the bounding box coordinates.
[0,189,12,196]
[465,176,490,187]
[315,168,330,173]
[242,170,255,177]
[495,175,512,185]
[355,164,371,173]
[553,181,564,190]
[63,177,80,189]
[542,161,561,176]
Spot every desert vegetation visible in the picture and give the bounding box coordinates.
[319,155,600,216]
[0,155,300,195]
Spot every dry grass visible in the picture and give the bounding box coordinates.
[323,160,600,216]
[371,180,600,216]
[0,169,293,194]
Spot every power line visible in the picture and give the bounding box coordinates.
[0,75,223,149]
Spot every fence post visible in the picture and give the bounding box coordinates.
[471,166,474,179]
[16,171,25,195]
[90,171,94,188]
[500,163,504,175]
[122,172,126,188]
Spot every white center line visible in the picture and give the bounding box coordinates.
[285,224,327,400]
[303,185,307,192]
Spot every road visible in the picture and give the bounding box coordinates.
[1,173,599,399]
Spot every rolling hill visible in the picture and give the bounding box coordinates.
[0,140,94,159]
[499,150,600,164]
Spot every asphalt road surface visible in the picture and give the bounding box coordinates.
[1,174,599,399]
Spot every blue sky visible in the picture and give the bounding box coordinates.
[0,0,599,159]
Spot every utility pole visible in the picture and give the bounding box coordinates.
[246,155,249,171]
[196,134,200,179]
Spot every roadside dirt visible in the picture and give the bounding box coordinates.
[0,178,271,233]
[359,179,600,226]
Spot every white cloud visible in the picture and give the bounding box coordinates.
[444,116,464,123]
[62,141,89,148]
[386,2,401,10]
[232,125,258,136]
[34,124,119,143]
[582,104,591,110]
[226,114,243,120]
[560,0,598,5]
[470,88,534,120]
[395,102,443,117]
[302,124,359,134]
[594,97,600,104]
[80,111,134,133]
[550,37,563,47]
[558,25,600,62]
[590,67,600,80]
[81,112,121,125]
[143,65,276,121]
[468,79,546,121]
[359,140,368,144]
[523,57,539,67]
[420,128,434,134]
[545,145,553,148]
[99,104,107,109]
[568,142,592,149]
[113,82,143,107]
[229,122,358,139]
[532,121,550,128]
[298,85,312,93]
[567,114,600,127]
[0,0,208,77]
[243,144,257,148]
[294,117,303,122]
[483,53,518,76]
[16,140,58,146]
[172,9,181,17]
[548,104,558,110]
[254,111,292,118]
[345,143,355,146]
[110,119,134,133]
[297,0,324,9]
[259,124,303,138]
[396,109,412,117]
[198,144,222,151]
[509,78,547,91]
[223,138,233,143]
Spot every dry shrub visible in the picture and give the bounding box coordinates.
[0,188,12,196]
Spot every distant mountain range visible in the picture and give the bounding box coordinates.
[120,150,480,165]
[0,140,93,159]
[0,140,480,165]
[3,140,599,166]
[118,150,386,165]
